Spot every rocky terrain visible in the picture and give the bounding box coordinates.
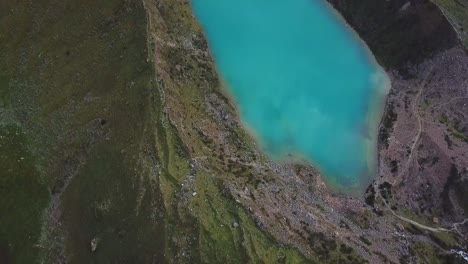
[0,0,467,263]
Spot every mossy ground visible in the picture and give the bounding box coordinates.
[0,124,49,263]
[1,0,169,262]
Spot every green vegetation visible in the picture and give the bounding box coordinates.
[0,124,49,263]
[359,236,372,246]
[441,165,468,217]
[400,209,443,229]
[299,228,367,263]
[1,0,171,262]
[0,0,316,262]
[421,99,429,111]
[438,115,468,143]
[431,0,468,47]
[429,232,459,249]
[347,210,372,230]
[379,103,397,148]
[2,0,463,262]
[192,172,309,263]
[409,242,461,264]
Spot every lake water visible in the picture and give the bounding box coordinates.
[191,0,390,194]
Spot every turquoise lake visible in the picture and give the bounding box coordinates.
[191,0,390,194]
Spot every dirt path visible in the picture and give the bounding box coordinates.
[385,200,468,237]
[386,202,450,232]
[398,65,434,178]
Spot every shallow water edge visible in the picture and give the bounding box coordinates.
[191,0,392,196]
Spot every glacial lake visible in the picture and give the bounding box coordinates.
[191,0,390,194]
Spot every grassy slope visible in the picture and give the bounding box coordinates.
[432,0,468,47]
[0,0,311,263]
[2,0,462,262]
[0,123,49,263]
[0,0,167,262]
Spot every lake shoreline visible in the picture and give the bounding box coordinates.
[192,0,391,196]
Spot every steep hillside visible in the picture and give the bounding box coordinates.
[0,0,467,263]
[432,0,468,47]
